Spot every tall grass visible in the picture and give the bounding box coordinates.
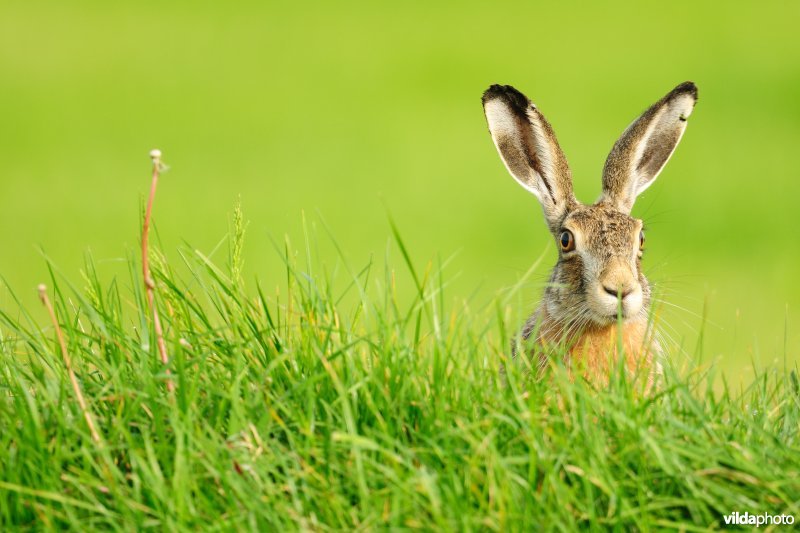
[0,202,798,530]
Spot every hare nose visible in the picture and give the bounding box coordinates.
[603,285,633,299]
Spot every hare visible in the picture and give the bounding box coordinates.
[482,82,698,385]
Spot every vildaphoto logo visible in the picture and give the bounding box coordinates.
[722,511,795,527]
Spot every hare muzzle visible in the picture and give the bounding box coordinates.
[592,257,643,321]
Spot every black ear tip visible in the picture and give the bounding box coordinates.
[482,84,531,112]
[672,81,698,99]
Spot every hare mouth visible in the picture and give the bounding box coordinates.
[588,309,637,326]
[597,312,630,324]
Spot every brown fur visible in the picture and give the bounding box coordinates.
[534,308,656,387]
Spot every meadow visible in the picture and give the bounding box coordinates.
[1,0,799,528]
[0,202,798,528]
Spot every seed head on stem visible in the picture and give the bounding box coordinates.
[142,148,174,392]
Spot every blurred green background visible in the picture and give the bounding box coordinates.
[1,0,798,379]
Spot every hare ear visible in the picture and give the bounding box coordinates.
[482,84,575,231]
[601,82,698,214]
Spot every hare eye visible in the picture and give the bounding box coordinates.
[639,230,645,249]
[559,230,575,252]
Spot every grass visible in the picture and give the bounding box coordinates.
[2,0,800,374]
[1,199,799,530]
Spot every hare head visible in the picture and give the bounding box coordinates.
[482,82,697,333]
